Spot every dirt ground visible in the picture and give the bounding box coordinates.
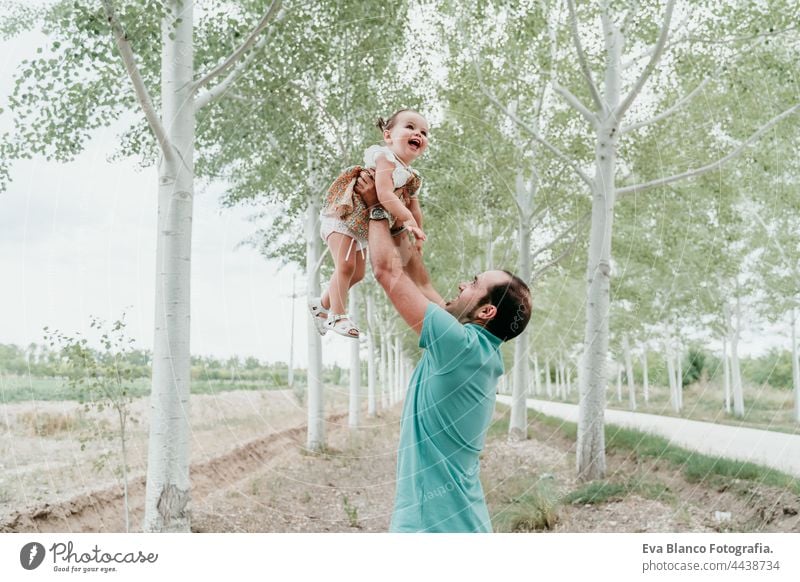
[1,389,798,533]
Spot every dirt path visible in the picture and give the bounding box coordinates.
[3,396,798,533]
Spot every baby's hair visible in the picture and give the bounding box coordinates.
[376,108,419,132]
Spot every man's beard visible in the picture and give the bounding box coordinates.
[445,299,479,324]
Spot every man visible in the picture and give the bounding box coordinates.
[355,172,532,533]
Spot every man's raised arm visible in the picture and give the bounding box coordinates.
[368,216,430,335]
[355,170,431,335]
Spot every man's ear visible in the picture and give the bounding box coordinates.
[475,304,497,324]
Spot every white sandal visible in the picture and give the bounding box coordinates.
[325,313,360,339]
[308,297,329,336]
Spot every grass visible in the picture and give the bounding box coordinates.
[0,374,290,404]
[491,477,561,532]
[492,403,800,497]
[16,410,85,436]
[539,378,800,435]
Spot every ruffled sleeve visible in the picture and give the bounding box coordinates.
[363,145,397,168]
[364,145,415,189]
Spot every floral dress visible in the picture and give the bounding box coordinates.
[320,145,422,252]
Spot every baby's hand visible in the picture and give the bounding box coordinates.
[404,220,426,242]
[414,236,424,256]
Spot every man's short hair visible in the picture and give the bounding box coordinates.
[480,271,531,342]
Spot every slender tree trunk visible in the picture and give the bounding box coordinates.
[510,189,532,436]
[394,336,401,403]
[792,307,799,423]
[387,331,395,405]
[577,56,620,480]
[143,1,195,532]
[623,334,635,411]
[722,334,732,414]
[641,348,649,403]
[288,274,296,389]
[666,342,678,413]
[566,363,572,397]
[305,198,325,450]
[380,329,388,409]
[348,286,360,428]
[533,354,541,396]
[730,299,745,417]
[119,412,130,533]
[510,331,529,440]
[616,366,623,402]
[675,339,683,410]
[545,358,552,398]
[366,292,377,417]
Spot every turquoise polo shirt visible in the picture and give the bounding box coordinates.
[390,302,504,533]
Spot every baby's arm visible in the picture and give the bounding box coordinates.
[374,156,426,241]
[408,196,424,253]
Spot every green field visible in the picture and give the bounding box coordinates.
[0,374,292,404]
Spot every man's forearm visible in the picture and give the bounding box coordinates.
[368,218,429,335]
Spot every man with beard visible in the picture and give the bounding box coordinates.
[355,172,532,533]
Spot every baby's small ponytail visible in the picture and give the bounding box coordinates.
[376,117,387,131]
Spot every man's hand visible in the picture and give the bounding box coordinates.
[355,169,378,208]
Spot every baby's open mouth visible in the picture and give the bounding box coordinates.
[409,138,421,149]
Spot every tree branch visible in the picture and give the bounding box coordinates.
[193,0,282,93]
[287,81,348,161]
[616,0,676,118]
[622,23,800,69]
[620,75,711,134]
[617,103,800,197]
[566,0,603,110]
[530,210,591,263]
[532,232,582,281]
[475,62,594,189]
[195,34,268,110]
[101,0,173,162]
[552,81,598,124]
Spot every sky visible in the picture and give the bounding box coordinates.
[0,16,794,369]
[0,28,355,367]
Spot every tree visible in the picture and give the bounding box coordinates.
[2,0,284,531]
[44,315,139,532]
[470,0,799,479]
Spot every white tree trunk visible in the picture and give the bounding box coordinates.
[623,334,636,411]
[675,340,683,410]
[305,198,325,450]
[722,334,732,414]
[510,331,530,439]
[288,274,296,389]
[394,336,401,403]
[348,286,360,428]
[366,292,377,417]
[792,307,799,423]
[727,302,745,417]
[143,1,195,532]
[666,343,678,413]
[533,354,541,396]
[509,180,532,436]
[566,364,572,397]
[387,331,395,405]
[577,71,620,480]
[616,366,623,402]
[380,328,388,409]
[641,348,649,403]
[559,358,567,399]
[545,358,552,398]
